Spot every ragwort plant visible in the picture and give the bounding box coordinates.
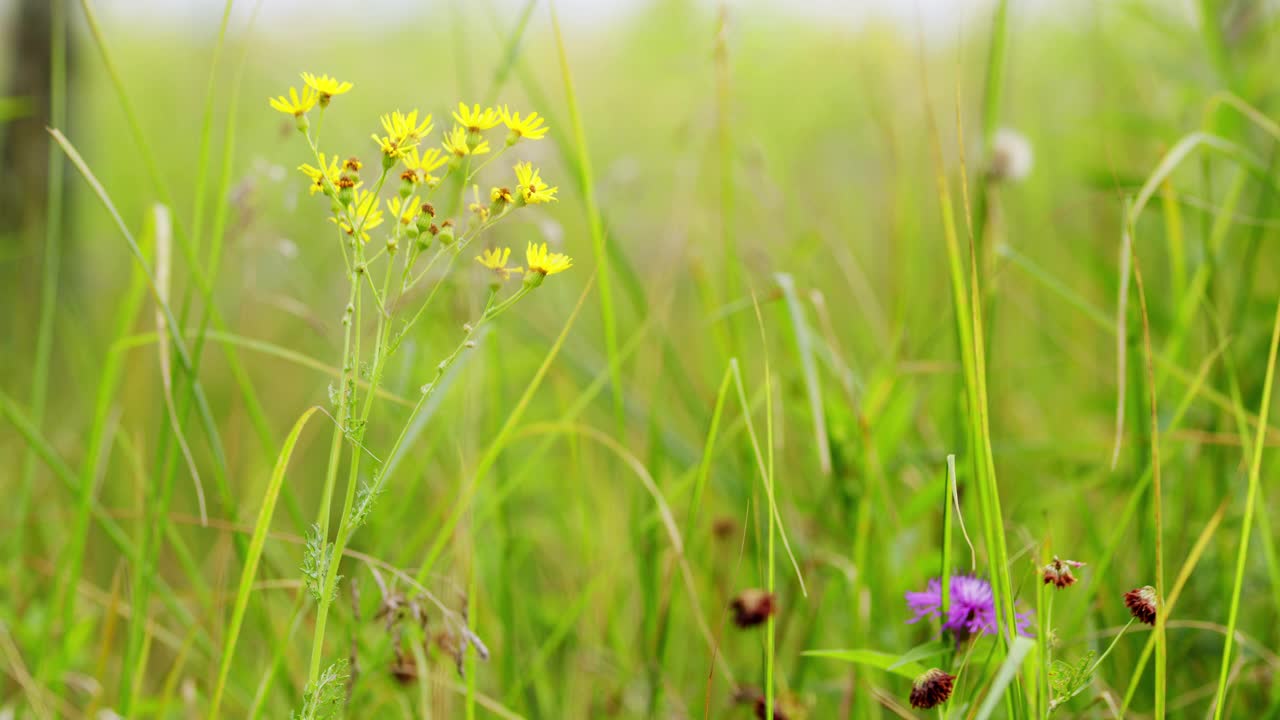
[268,72,570,715]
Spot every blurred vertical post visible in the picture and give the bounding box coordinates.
[5,0,69,619]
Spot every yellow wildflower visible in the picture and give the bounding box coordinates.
[298,153,341,196]
[386,195,420,225]
[330,189,384,243]
[525,241,572,276]
[269,85,317,117]
[443,126,490,158]
[476,247,522,282]
[300,72,353,106]
[403,145,448,184]
[452,103,502,133]
[500,106,549,142]
[372,110,433,159]
[490,186,514,204]
[514,162,558,205]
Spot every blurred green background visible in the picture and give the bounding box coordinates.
[3,0,1280,717]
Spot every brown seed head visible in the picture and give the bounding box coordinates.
[711,516,738,541]
[1124,585,1159,626]
[730,589,777,628]
[390,648,417,685]
[1043,556,1084,589]
[910,668,956,709]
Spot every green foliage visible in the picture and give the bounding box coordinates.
[303,523,339,603]
[293,660,348,720]
[4,1,1280,718]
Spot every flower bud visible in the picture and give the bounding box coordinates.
[438,220,455,246]
[386,236,398,255]
[399,170,417,199]
[295,113,310,133]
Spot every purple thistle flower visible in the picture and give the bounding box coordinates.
[905,575,1033,638]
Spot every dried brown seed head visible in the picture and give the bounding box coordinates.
[730,589,777,628]
[910,668,956,709]
[1124,585,1159,626]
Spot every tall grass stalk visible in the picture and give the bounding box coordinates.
[1129,234,1166,719]
[1212,294,1280,717]
[549,3,621,429]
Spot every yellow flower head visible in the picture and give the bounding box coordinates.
[453,103,502,133]
[490,186,514,204]
[269,85,318,117]
[330,189,384,243]
[300,72,353,105]
[476,247,522,282]
[500,106,549,142]
[371,110,433,159]
[403,145,448,184]
[298,153,341,196]
[525,241,572,276]
[514,162,558,205]
[443,126,491,158]
[386,195,420,225]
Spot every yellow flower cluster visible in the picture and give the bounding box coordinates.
[271,74,572,284]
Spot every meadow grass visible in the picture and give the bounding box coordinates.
[3,0,1280,717]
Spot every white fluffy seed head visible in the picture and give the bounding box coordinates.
[989,127,1033,183]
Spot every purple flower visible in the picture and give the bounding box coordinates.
[905,575,1033,638]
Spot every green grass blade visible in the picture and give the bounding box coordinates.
[776,273,832,475]
[209,405,323,719]
[549,3,622,429]
[974,636,1035,720]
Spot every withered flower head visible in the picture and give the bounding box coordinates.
[909,668,956,709]
[753,697,789,720]
[730,589,777,628]
[1043,556,1085,589]
[730,686,790,720]
[1124,585,1159,626]
[390,646,418,685]
[711,516,738,541]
